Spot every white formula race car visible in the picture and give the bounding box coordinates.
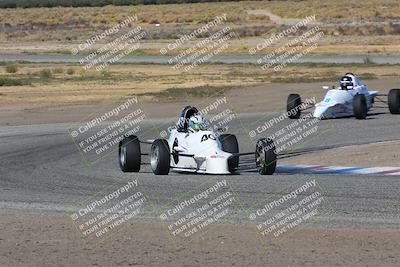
[118,106,277,175]
[287,73,400,119]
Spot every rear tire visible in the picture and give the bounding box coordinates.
[255,138,277,175]
[119,135,141,172]
[219,134,239,173]
[388,89,400,114]
[353,94,368,119]
[151,139,170,175]
[287,94,302,119]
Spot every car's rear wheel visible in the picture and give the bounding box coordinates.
[151,139,170,175]
[353,94,368,119]
[119,135,141,172]
[388,89,400,114]
[255,138,277,175]
[219,134,239,173]
[287,94,302,119]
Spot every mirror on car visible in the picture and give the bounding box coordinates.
[174,146,185,152]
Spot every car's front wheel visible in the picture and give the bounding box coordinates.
[287,93,302,119]
[119,135,141,172]
[151,139,170,175]
[353,94,368,119]
[255,138,277,175]
[219,134,239,173]
[388,89,400,114]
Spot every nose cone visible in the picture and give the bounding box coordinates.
[313,105,329,119]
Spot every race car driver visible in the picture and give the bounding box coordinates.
[340,73,366,91]
[188,114,207,132]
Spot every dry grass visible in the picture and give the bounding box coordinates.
[0,3,257,30]
[1,0,399,28]
[1,0,399,44]
[0,62,398,108]
[3,37,400,56]
[0,1,398,57]
[267,0,400,22]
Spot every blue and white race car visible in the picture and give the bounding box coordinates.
[287,73,400,119]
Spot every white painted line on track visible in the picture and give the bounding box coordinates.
[277,165,400,176]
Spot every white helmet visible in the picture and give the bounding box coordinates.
[340,73,363,90]
[188,114,206,132]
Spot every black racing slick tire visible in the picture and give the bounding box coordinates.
[388,89,400,114]
[287,94,302,119]
[119,135,141,172]
[255,138,277,175]
[151,139,170,175]
[219,134,239,173]
[353,94,368,119]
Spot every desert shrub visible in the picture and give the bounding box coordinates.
[149,19,160,24]
[39,69,52,79]
[0,77,27,86]
[66,68,75,75]
[5,62,18,73]
[52,67,64,74]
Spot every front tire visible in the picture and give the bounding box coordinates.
[388,89,400,114]
[119,135,141,172]
[219,134,239,173]
[255,138,277,175]
[353,94,367,119]
[151,139,170,175]
[287,94,302,119]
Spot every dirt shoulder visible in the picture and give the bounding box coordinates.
[0,215,399,266]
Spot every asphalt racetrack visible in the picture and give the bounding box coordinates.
[1,111,399,229]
